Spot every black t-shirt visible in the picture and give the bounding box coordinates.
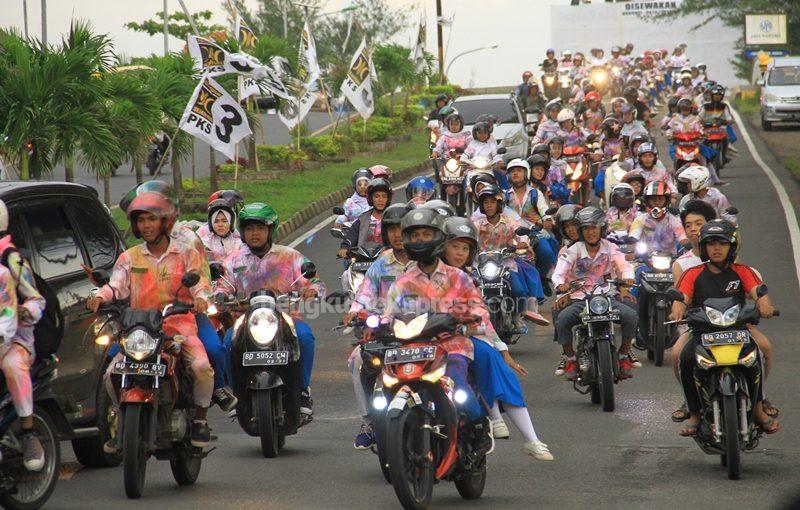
[633,100,648,121]
[678,263,762,308]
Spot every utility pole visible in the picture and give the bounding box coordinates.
[436,0,445,84]
[40,0,46,46]
[163,0,169,56]
[22,0,29,38]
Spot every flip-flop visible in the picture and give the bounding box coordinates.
[679,421,699,437]
[755,417,781,435]
[671,403,690,423]
[762,399,780,418]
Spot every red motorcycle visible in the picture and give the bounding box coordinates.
[563,145,592,206]
[672,131,703,170]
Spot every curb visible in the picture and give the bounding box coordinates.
[274,159,433,242]
[737,107,800,186]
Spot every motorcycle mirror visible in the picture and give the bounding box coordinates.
[209,262,225,281]
[497,147,507,155]
[756,284,769,299]
[515,226,531,236]
[300,262,317,279]
[545,205,559,216]
[726,207,738,215]
[325,291,348,305]
[181,272,201,289]
[666,288,684,302]
[90,269,110,286]
[332,206,345,215]
[329,228,346,240]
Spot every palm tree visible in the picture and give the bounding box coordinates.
[372,44,416,116]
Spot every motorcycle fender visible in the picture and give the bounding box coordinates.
[719,371,737,397]
[247,371,285,390]
[386,392,410,419]
[120,387,156,405]
[655,299,668,311]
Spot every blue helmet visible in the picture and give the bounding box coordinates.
[406,176,436,202]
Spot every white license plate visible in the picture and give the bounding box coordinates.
[242,351,289,366]
[112,361,166,377]
[701,330,748,347]
[584,313,620,323]
[351,262,372,272]
[643,272,673,282]
[384,346,437,364]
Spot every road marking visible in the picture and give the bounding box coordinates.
[731,108,800,290]
[288,173,432,248]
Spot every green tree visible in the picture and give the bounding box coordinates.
[125,10,225,40]
[372,44,416,116]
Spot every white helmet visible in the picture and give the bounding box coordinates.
[677,165,710,193]
[507,158,531,180]
[562,49,572,57]
[556,109,575,123]
[0,200,7,232]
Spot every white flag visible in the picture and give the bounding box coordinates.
[278,89,317,130]
[188,35,269,80]
[340,38,374,120]
[413,13,426,73]
[235,15,258,51]
[180,77,252,160]
[238,76,261,101]
[299,20,321,87]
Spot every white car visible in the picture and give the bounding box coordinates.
[450,94,529,161]
[758,56,800,130]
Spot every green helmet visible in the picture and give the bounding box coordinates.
[238,202,279,237]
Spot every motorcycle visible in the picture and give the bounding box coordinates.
[601,157,628,211]
[633,243,676,366]
[672,131,703,170]
[434,149,468,216]
[589,66,610,97]
[473,247,519,345]
[329,214,385,298]
[703,119,729,173]
[461,155,500,218]
[145,136,171,176]
[666,287,778,480]
[563,145,591,206]
[541,71,559,100]
[609,65,625,97]
[98,270,209,499]
[371,313,491,510]
[224,263,318,458]
[558,68,573,103]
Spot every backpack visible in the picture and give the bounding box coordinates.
[1,248,63,358]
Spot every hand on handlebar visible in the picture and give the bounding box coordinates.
[193,298,208,314]
[86,296,104,313]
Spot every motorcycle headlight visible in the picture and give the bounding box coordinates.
[445,158,460,173]
[705,305,739,327]
[651,255,671,271]
[429,132,437,143]
[545,76,555,86]
[393,314,429,340]
[636,241,648,255]
[593,71,608,83]
[248,308,279,347]
[588,296,611,315]
[121,328,158,361]
[94,319,120,347]
[206,304,219,316]
[420,364,446,383]
[472,156,491,169]
[382,372,399,387]
[695,352,717,369]
[480,261,501,280]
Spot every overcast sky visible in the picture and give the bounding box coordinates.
[0,0,568,87]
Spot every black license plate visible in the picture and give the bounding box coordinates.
[351,262,373,272]
[643,272,673,282]
[112,361,166,377]
[242,351,289,366]
[384,346,437,364]
[701,330,748,347]
[584,313,620,323]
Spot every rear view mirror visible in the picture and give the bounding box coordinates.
[209,262,225,281]
[756,79,765,86]
[497,147,507,155]
[329,228,346,240]
[515,226,531,237]
[182,272,201,288]
[300,262,317,279]
[666,288,684,302]
[332,206,345,215]
[726,207,738,215]
[91,269,110,286]
[756,284,769,298]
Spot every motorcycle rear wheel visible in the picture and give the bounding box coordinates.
[122,404,148,499]
[654,307,667,367]
[597,342,615,412]
[256,390,279,458]
[387,407,434,510]
[722,394,741,480]
[454,456,486,500]
[170,451,202,486]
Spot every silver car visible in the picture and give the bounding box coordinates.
[451,94,529,162]
[758,56,800,130]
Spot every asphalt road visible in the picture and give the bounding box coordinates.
[45,111,336,204]
[46,109,800,509]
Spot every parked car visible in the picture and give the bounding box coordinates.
[758,56,800,130]
[450,94,530,161]
[1,182,126,468]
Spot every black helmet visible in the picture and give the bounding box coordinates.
[629,132,651,154]
[381,203,408,246]
[443,216,478,267]
[711,84,725,98]
[435,93,448,105]
[530,143,550,157]
[367,178,393,209]
[445,112,463,132]
[472,121,491,139]
[677,98,693,110]
[401,208,447,264]
[207,198,236,238]
[469,173,497,202]
[548,135,565,148]
[667,95,680,111]
[601,116,622,137]
[609,183,635,210]
[554,204,582,239]
[623,86,638,100]
[527,154,549,180]
[699,219,738,264]
[421,199,456,218]
[575,206,607,241]
[477,185,505,216]
[352,167,372,191]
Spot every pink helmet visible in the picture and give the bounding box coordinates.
[369,165,391,180]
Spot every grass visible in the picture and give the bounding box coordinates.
[733,93,760,117]
[786,157,800,178]
[113,129,428,234]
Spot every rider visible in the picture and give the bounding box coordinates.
[624,85,651,126]
[541,49,558,73]
[428,93,450,124]
[465,120,507,188]
[674,72,696,99]
[629,181,688,258]
[669,220,780,436]
[589,47,606,67]
[431,112,471,158]
[336,168,373,226]
[88,192,215,449]
[219,203,325,416]
[555,108,587,149]
[581,91,606,134]
[677,165,736,224]
[338,178,393,259]
[533,99,563,144]
[620,103,647,140]
[515,71,534,99]
[593,115,624,198]
[551,207,638,379]
[560,50,573,69]
[519,80,547,113]
[405,175,436,206]
[198,197,244,262]
[698,84,739,157]
[633,142,676,192]
[621,171,646,204]
[605,183,639,233]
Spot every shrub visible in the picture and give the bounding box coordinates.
[301,135,341,161]
[218,163,252,174]
[257,145,291,166]
[427,84,458,97]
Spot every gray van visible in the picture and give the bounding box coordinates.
[758,56,800,130]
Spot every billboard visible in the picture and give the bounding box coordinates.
[745,14,788,45]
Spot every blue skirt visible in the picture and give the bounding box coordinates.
[471,338,526,409]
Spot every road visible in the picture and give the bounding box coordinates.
[47,110,800,509]
[44,111,335,204]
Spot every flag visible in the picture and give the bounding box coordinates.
[235,15,258,50]
[180,77,252,160]
[188,35,268,80]
[413,13,426,73]
[298,20,321,87]
[340,38,374,119]
[277,89,317,130]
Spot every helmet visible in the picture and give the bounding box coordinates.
[623,86,638,100]
[401,208,447,264]
[629,132,651,153]
[636,142,658,158]
[443,216,479,267]
[546,48,555,55]
[127,192,177,239]
[438,105,455,119]
[530,143,550,157]
[667,95,680,111]
[0,200,8,232]
[119,180,174,214]
[585,91,601,102]
[621,170,645,188]
[677,98,693,111]
[610,183,636,210]
[611,46,621,54]
[381,203,408,246]
[405,176,436,202]
[642,181,671,219]
[548,135,565,148]
[545,99,562,114]
[677,165,710,193]
[643,50,653,57]
[435,93,448,105]
[699,220,739,264]
[207,198,236,238]
[367,178,393,209]
[527,155,549,181]
[445,112,463,132]
[710,84,725,98]
[369,164,391,180]
[506,158,531,181]
[352,167,372,190]
[697,62,707,69]
[610,96,628,108]
[680,71,693,81]
[522,70,533,79]
[208,189,244,213]
[472,121,491,139]
[554,204,582,239]
[477,185,505,216]
[238,202,279,240]
[601,116,621,136]
[575,206,607,241]
[556,109,575,124]
[475,114,498,133]
[469,173,497,201]
[562,50,572,57]
[421,199,456,218]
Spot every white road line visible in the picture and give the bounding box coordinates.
[731,107,800,289]
[288,173,432,248]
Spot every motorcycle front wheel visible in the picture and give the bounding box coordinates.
[722,394,741,480]
[654,307,667,367]
[372,412,391,484]
[122,403,149,499]
[597,341,616,412]
[387,407,434,510]
[256,390,279,458]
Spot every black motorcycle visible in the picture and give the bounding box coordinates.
[634,243,676,366]
[329,214,385,300]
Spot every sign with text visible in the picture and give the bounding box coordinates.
[745,14,787,45]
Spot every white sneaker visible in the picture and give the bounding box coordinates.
[523,440,554,461]
[490,417,510,439]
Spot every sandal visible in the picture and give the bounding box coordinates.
[762,399,780,418]
[755,416,781,435]
[679,421,699,437]
[671,403,690,423]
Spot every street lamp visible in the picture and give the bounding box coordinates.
[444,44,499,80]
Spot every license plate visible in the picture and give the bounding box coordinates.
[112,361,166,377]
[351,262,372,271]
[441,177,462,185]
[242,351,289,366]
[643,272,673,282]
[584,313,620,323]
[701,330,748,347]
[384,346,437,364]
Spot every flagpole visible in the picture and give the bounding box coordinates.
[151,122,184,180]
[362,117,367,144]
[317,77,336,135]
[234,142,239,189]
[250,97,262,173]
